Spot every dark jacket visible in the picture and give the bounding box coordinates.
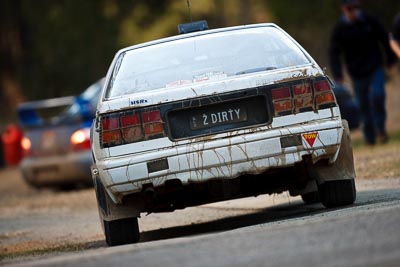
[393,13,400,41]
[329,12,397,80]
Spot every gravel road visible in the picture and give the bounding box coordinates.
[1,164,400,266]
[3,173,400,267]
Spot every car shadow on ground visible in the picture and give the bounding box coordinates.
[138,188,400,243]
[139,201,315,243]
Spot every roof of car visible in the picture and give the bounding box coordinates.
[117,23,280,54]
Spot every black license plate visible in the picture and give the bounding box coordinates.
[190,105,247,130]
[167,95,269,140]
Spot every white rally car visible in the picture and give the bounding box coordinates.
[91,22,356,246]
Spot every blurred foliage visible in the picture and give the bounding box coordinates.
[0,0,399,124]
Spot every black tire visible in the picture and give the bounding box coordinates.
[104,217,140,246]
[301,191,320,204]
[318,179,356,208]
[94,177,140,246]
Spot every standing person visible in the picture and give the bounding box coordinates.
[389,14,400,58]
[329,0,397,145]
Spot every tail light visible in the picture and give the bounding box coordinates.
[101,115,122,147]
[71,128,91,151]
[271,87,293,116]
[142,110,164,138]
[314,80,336,109]
[121,112,142,143]
[293,82,313,112]
[100,109,166,148]
[271,78,336,117]
[21,136,32,157]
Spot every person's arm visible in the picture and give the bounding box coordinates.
[369,15,398,66]
[389,34,400,59]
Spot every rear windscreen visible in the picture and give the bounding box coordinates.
[106,26,311,98]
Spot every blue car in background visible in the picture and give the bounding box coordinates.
[18,78,104,188]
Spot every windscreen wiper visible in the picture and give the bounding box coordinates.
[236,66,277,75]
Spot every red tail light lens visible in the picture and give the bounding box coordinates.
[71,128,91,151]
[144,123,164,135]
[316,93,336,106]
[313,80,336,109]
[142,110,165,137]
[271,87,291,99]
[142,110,161,123]
[273,101,293,116]
[121,113,143,143]
[314,80,331,92]
[122,127,143,142]
[101,114,123,148]
[293,82,313,112]
[102,116,119,130]
[102,130,122,147]
[293,83,311,95]
[271,78,337,117]
[21,136,32,157]
[100,109,165,148]
[121,113,140,127]
[271,87,293,116]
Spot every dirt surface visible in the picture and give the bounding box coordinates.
[1,75,399,264]
[1,139,400,264]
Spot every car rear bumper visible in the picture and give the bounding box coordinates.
[95,118,343,200]
[20,151,92,186]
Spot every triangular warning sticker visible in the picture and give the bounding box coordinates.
[303,132,318,147]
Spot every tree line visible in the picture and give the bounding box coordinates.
[1,0,399,124]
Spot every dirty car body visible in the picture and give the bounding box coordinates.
[19,79,104,188]
[91,23,356,246]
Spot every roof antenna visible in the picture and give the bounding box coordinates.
[178,1,208,34]
[186,0,192,22]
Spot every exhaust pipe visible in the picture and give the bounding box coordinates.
[144,186,155,197]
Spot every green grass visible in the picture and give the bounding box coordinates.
[352,130,400,150]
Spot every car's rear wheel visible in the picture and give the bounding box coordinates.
[301,191,320,204]
[318,179,356,208]
[104,217,140,246]
[94,176,140,246]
